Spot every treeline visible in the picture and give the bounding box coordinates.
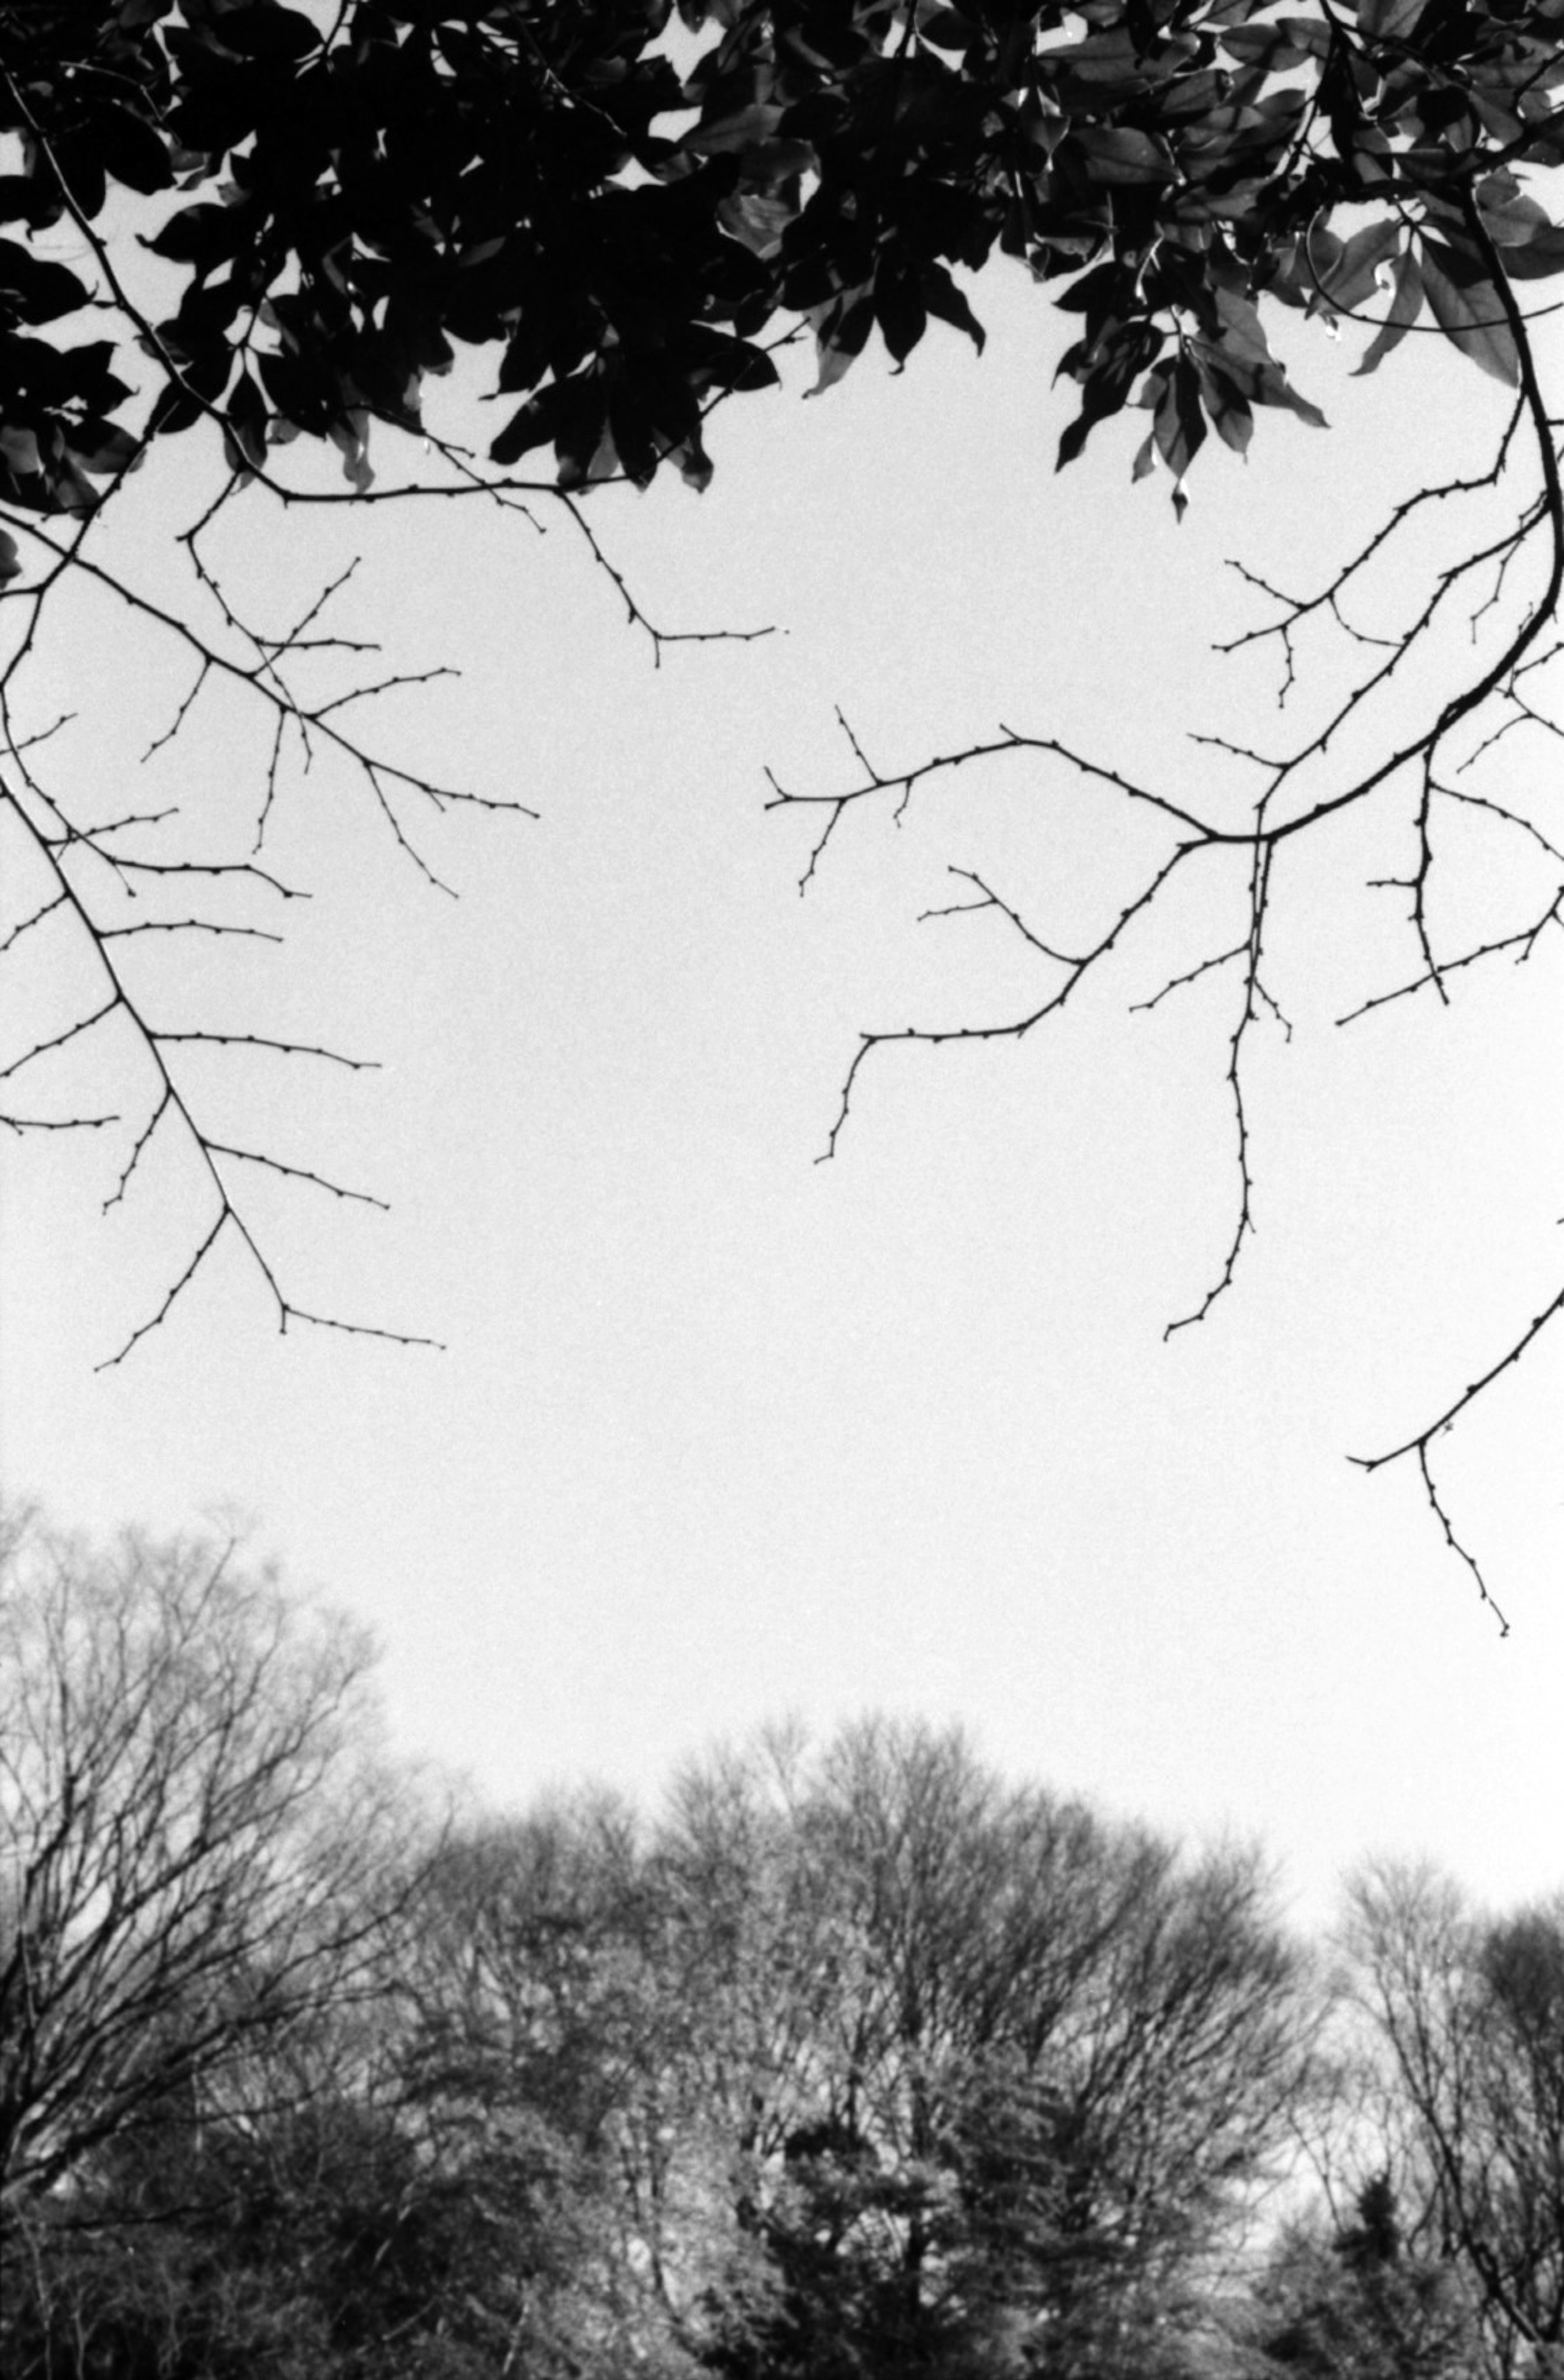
[2,1510,1560,2380]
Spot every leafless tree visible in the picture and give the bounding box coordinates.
[0,1503,428,2205]
[398,1794,777,2378]
[653,1718,1317,2374]
[1343,1860,1564,2376]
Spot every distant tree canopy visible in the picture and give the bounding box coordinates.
[5,1509,1563,2378]
[2,0,1563,526]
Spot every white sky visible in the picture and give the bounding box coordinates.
[3,255,1561,1932]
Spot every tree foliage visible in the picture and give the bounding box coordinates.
[2,0,1563,1601]
[2,0,1561,512]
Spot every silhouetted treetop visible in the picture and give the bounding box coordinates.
[4,0,1563,538]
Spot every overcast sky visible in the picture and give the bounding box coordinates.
[3,249,1561,1928]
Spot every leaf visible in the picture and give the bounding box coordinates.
[143,332,234,437]
[1209,286,1274,371]
[213,5,320,60]
[0,426,42,477]
[1132,404,1164,480]
[0,239,89,327]
[1419,236,1518,384]
[1151,355,1206,485]
[1316,218,1403,313]
[806,290,874,395]
[0,177,50,227]
[67,422,142,479]
[0,529,21,583]
[686,331,780,399]
[1054,259,1129,316]
[1356,0,1426,36]
[718,187,795,260]
[146,380,208,439]
[1493,221,1564,281]
[1353,248,1423,374]
[490,383,566,468]
[1149,68,1230,121]
[1219,17,1331,65]
[49,132,107,223]
[222,369,268,477]
[1191,355,1254,453]
[1470,77,1526,143]
[93,105,174,197]
[917,7,978,49]
[143,201,247,270]
[606,385,658,487]
[875,263,927,365]
[670,431,714,492]
[554,383,614,490]
[1476,185,1551,248]
[1073,125,1177,186]
[684,102,788,156]
[55,344,133,414]
[326,409,373,492]
[1208,290,1328,426]
[920,263,986,355]
[1056,321,1165,469]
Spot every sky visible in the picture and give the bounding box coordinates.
[2,240,1562,1935]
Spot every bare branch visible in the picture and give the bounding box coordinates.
[204,1143,391,1211]
[783,202,1564,1607]
[0,892,67,955]
[560,492,776,666]
[1352,1286,1564,1485]
[817,842,1202,1162]
[100,919,287,946]
[1,1107,119,1135]
[1165,838,1274,1334]
[0,996,121,1081]
[148,1031,378,1070]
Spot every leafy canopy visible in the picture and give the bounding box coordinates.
[4,0,1564,545]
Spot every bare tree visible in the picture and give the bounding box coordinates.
[1344,1861,1564,2376]
[0,1504,426,2204]
[656,1718,1316,2378]
[398,1795,776,2379]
